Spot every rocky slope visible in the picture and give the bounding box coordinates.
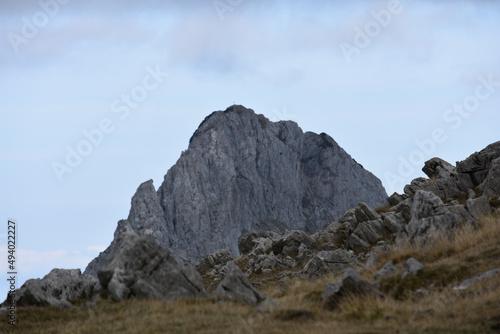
[3,138,499,322]
[85,105,387,275]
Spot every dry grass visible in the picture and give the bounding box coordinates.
[2,214,500,333]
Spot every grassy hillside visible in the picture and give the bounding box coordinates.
[2,213,500,333]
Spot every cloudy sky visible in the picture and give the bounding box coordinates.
[1,0,499,294]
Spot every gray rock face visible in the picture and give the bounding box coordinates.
[1,269,99,309]
[215,262,275,307]
[98,228,206,302]
[397,190,459,245]
[86,105,387,274]
[466,197,491,220]
[480,157,500,197]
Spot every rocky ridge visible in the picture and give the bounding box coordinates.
[2,112,499,317]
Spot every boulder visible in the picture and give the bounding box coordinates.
[402,258,424,278]
[456,141,500,186]
[422,157,455,179]
[1,269,99,309]
[272,230,319,257]
[98,228,206,302]
[346,216,398,252]
[302,250,359,279]
[397,190,459,245]
[215,262,279,309]
[354,203,380,223]
[322,268,383,310]
[373,260,398,281]
[453,267,500,290]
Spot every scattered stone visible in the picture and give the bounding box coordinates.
[453,267,500,290]
[302,250,359,279]
[215,262,280,310]
[98,228,206,302]
[402,258,424,278]
[373,261,398,281]
[196,249,233,275]
[322,268,383,310]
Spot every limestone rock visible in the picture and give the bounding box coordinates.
[196,249,233,276]
[87,105,388,274]
[1,269,99,309]
[456,141,500,185]
[388,192,405,206]
[98,228,206,302]
[322,268,383,310]
[422,157,456,179]
[302,250,359,279]
[466,196,491,220]
[373,260,398,281]
[272,230,319,257]
[453,267,500,290]
[480,157,500,197]
[397,190,459,245]
[402,258,424,278]
[239,231,278,255]
[215,262,278,308]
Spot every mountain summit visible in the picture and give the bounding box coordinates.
[86,105,387,274]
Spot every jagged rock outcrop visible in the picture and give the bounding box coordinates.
[322,268,383,310]
[303,249,359,279]
[215,262,280,310]
[0,269,99,309]
[86,105,387,275]
[404,141,500,199]
[98,228,206,302]
[196,249,234,276]
[396,190,460,245]
[239,231,279,255]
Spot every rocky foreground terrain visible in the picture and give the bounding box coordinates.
[2,107,500,333]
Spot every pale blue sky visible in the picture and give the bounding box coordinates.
[1,0,499,295]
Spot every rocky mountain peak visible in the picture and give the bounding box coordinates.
[85,105,388,275]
